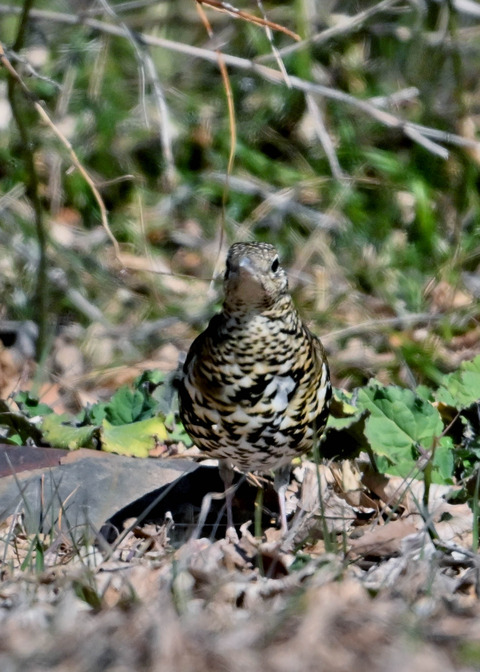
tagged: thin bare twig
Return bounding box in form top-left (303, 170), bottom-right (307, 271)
top-left (369, 86), bottom-right (419, 108)
top-left (406, 121), bottom-right (480, 149)
top-left (257, 0), bottom-right (405, 61)
top-left (49, 64), bottom-right (76, 216)
top-left (404, 126), bottom-right (448, 159)
top-left (5, 1), bottom-right (48, 361)
top-left (96, 0), bottom-right (176, 188)
top-left (196, 0), bottom-right (236, 295)
top-left (197, 0), bottom-right (300, 41)
top-left (0, 5), bottom-right (478, 157)
top-left (256, 0), bottom-right (291, 88)
top-left (37, 104), bottom-right (120, 256)
top-left (306, 93), bottom-right (345, 179)
top-left (83, 0), bottom-right (159, 16)
top-left (323, 313), bottom-right (446, 343)
top-left (207, 172), bottom-right (339, 232)
top-left (0, 42), bottom-right (120, 259)
top-left (6, 48), bottom-right (62, 89)
top-left (0, 223), bottom-right (112, 327)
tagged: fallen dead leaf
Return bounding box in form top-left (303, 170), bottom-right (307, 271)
top-left (349, 519), bottom-right (419, 558)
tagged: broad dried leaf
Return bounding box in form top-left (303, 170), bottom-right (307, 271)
top-left (100, 417), bottom-right (168, 457)
top-left (349, 519), bottom-right (419, 558)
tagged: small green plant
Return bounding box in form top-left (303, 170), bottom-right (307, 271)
top-left (0, 370), bottom-right (191, 456)
top-left (1, 357), bottom-right (478, 510)
top-left (322, 355), bottom-right (480, 489)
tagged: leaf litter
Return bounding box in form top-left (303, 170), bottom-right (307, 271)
top-left (0, 344), bottom-right (479, 670)
top-left (1, 454), bottom-right (480, 671)
top-left (0, 355), bottom-right (479, 669)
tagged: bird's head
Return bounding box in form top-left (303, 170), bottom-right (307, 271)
top-left (223, 242), bottom-right (289, 314)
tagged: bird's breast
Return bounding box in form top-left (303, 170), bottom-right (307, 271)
top-left (179, 310), bottom-right (329, 471)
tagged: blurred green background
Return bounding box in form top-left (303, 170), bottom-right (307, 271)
top-left (0, 0), bottom-right (479, 403)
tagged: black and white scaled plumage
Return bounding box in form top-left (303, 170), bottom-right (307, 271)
top-left (178, 242), bottom-right (331, 533)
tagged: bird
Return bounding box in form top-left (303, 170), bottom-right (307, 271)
top-left (178, 242), bottom-right (331, 534)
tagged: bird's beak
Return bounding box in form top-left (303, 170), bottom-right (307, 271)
top-left (238, 256), bottom-right (255, 276)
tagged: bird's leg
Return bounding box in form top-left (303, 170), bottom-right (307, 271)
top-left (219, 459), bottom-right (235, 531)
top-left (274, 464), bottom-right (292, 535)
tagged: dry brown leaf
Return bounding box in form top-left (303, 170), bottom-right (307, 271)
top-left (360, 468), bottom-right (473, 548)
top-left (330, 460), bottom-right (378, 510)
top-left (431, 500), bottom-right (474, 547)
top-left (148, 444), bottom-right (169, 457)
top-left (428, 279), bottom-right (473, 311)
top-left (37, 382), bottom-right (73, 414)
top-left (334, 337), bottom-right (396, 370)
top-left (349, 519), bottom-right (419, 558)
top-left (361, 469), bottom-right (451, 514)
top-left (0, 346), bottom-right (19, 397)
top-left (118, 251), bottom-right (194, 294)
top-left (297, 462), bottom-right (358, 533)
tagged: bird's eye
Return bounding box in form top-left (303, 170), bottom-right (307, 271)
top-left (271, 257), bottom-right (279, 272)
top-left (225, 259), bottom-right (231, 277)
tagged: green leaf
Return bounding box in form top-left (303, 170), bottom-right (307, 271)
top-left (415, 384), bottom-right (434, 402)
top-left (134, 369), bottom-right (165, 388)
top-left (151, 374), bottom-right (179, 416)
top-left (325, 415), bottom-right (362, 431)
top-left (14, 392), bottom-right (54, 418)
top-left (82, 402), bottom-right (108, 425)
top-left (42, 414), bottom-right (99, 450)
top-left (358, 383), bottom-right (443, 452)
top-left (433, 437), bottom-right (455, 483)
top-left (6, 433), bottom-right (23, 446)
top-left (329, 388), bottom-right (359, 417)
top-left (104, 386), bottom-right (156, 425)
top-left (374, 455), bottom-right (418, 479)
top-left (357, 382), bottom-right (446, 478)
top-left (165, 412), bottom-right (193, 445)
top-left (436, 355), bottom-right (480, 410)
top-left (100, 417), bottom-right (168, 457)
top-left (0, 400), bottom-right (44, 445)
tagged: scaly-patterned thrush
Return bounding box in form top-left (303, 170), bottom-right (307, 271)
top-left (178, 242), bottom-right (331, 533)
